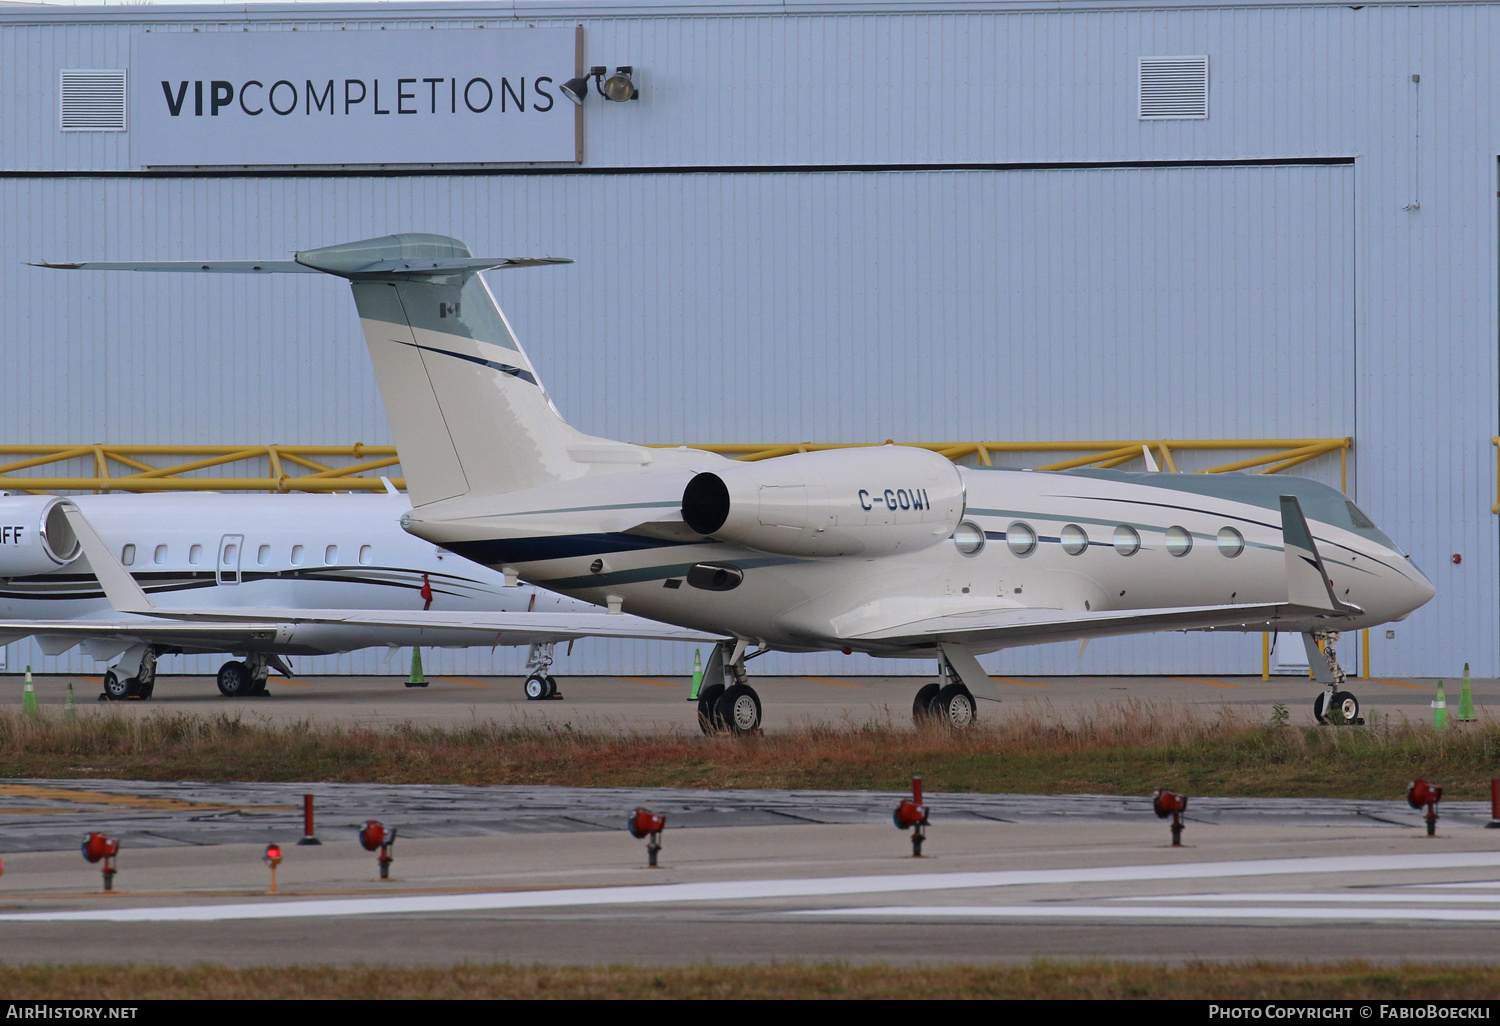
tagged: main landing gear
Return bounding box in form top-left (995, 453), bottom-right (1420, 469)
top-left (216, 654), bottom-right (272, 698)
top-left (1307, 629), bottom-right (1363, 725)
top-left (100, 644), bottom-right (157, 701)
top-left (697, 640), bottom-right (763, 735)
top-left (523, 642), bottom-right (562, 701)
top-left (912, 658), bottom-right (977, 728)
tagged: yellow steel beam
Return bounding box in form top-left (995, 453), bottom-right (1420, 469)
top-left (0, 440), bottom-right (1350, 494)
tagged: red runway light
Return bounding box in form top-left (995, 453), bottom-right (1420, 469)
top-left (1152, 789), bottom-right (1188, 847)
top-left (1408, 779), bottom-right (1444, 836)
top-left (81, 831), bottom-right (119, 864)
top-left (627, 808), bottom-right (666, 867)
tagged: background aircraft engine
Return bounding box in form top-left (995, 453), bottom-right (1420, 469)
top-left (681, 447), bottom-right (965, 557)
top-left (0, 496), bottom-right (82, 575)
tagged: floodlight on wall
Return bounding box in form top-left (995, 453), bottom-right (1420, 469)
top-left (602, 67), bottom-right (639, 101)
top-left (560, 74), bottom-right (592, 106)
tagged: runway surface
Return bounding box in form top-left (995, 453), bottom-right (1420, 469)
top-left (2, 780), bottom-right (1499, 966)
top-left (10, 670), bottom-right (1488, 733)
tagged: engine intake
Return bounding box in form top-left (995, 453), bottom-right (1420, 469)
top-left (0, 496), bottom-right (81, 576)
top-left (681, 447), bottom-right (964, 558)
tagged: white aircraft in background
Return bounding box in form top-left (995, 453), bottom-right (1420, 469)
top-left (0, 488), bottom-right (717, 700)
top-left (40, 235), bottom-right (1435, 731)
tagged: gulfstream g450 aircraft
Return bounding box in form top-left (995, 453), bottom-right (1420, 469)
top-left (43, 234), bottom-right (1435, 731)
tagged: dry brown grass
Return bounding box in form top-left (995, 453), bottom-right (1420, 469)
top-left (2, 960), bottom-right (1499, 999)
top-left (0, 701), bottom-right (1497, 799)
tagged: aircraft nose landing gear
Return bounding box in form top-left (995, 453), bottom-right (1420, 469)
top-left (101, 645), bottom-right (157, 701)
top-left (697, 640), bottom-right (762, 735)
top-left (1307, 630), bottom-right (1363, 725)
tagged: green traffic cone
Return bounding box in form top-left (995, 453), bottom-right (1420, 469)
top-left (21, 665), bottom-right (38, 717)
top-left (1433, 680), bottom-right (1448, 732)
top-left (689, 649), bottom-right (703, 701)
top-left (1459, 663), bottom-right (1475, 722)
top-left (406, 647), bottom-right (428, 687)
top-left (64, 682), bottom-right (76, 722)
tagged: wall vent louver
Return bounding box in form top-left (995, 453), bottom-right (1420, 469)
top-left (60, 70), bottom-right (127, 132)
top-left (1138, 56), bottom-right (1209, 120)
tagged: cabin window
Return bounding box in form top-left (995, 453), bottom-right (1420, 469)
top-left (1006, 522), bottom-right (1036, 556)
top-left (257, 544), bottom-right (270, 566)
top-left (153, 544), bottom-right (167, 565)
top-left (1217, 527), bottom-right (1245, 558)
top-left (952, 522), bottom-right (985, 556)
top-left (1165, 526), bottom-right (1193, 557)
top-left (1060, 524), bottom-right (1089, 555)
top-left (120, 544), bottom-right (135, 566)
top-left (324, 544), bottom-right (339, 565)
top-left (290, 545), bottom-right (305, 566)
top-left (222, 544), bottom-right (237, 565)
top-left (188, 544), bottom-right (202, 565)
top-left (358, 544), bottom-right (373, 565)
top-left (1113, 525), bottom-right (1141, 556)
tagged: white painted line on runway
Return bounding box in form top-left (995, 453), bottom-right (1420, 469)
top-left (1113, 892), bottom-right (1500, 904)
top-left (7, 851), bottom-right (1500, 923)
top-left (788, 905), bottom-right (1500, 923)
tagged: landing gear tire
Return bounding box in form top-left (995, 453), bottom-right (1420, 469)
top-left (216, 660), bottom-right (253, 698)
top-left (912, 682), bottom-right (942, 725)
top-left (137, 679), bottom-right (155, 700)
top-left (714, 683), bottom-right (762, 735)
top-left (1314, 689), bottom-right (1361, 725)
top-left (696, 682), bottom-right (727, 734)
top-left (102, 671), bottom-right (136, 701)
top-left (248, 677), bottom-right (268, 697)
top-left (544, 675), bottom-right (559, 699)
top-left (934, 683), bottom-right (977, 729)
top-left (524, 674), bottom-right (548, 700)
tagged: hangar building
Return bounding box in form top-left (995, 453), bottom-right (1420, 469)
top-left (0, 0), bottom-right (1493, 679)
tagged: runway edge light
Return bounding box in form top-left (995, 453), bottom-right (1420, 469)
top-left (81, 831), bottom-right (120, 891)
top-left (359, 819), bottom-right (397, 880)
top-left (264, 843), bottom-right (283, 893)
top-left (627, 807), bottom-right (666, 867)
top-left (1152, 789), bottom-right (1188, 847)
top-left (1407, 779), bottom-right (1443, 837)
top-left (893, 776), bottom-right (930, 857)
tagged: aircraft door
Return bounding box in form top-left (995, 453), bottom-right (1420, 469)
top-left (217, 534), bottom-right (243, 586)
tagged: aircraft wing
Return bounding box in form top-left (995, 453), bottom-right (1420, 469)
top-left (54, 504), bottom-right (725, 645)
top-left (845, 601), bottom-right (1290, 648)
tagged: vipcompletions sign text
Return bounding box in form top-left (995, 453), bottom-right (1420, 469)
top-left (130, 27), bottom-right (579, 167)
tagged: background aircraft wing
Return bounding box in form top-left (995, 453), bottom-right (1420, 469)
top-left (100, 608), bottom-right (725, 644)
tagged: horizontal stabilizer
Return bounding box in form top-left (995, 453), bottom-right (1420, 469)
top-left (33, 256), bottom-right (571, 279)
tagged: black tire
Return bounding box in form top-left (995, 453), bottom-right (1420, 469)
top-left (934, 683), bottom-right (977, 728)
top-left (714, 683), bottom-right (762, 735)
top-left (216, 660), bottom-right (253, 698)
top-left (249, 676), bottom-right (268, 697)
top-left (1313, 691), bottom-right (1331, 725)
top-left (912, 682), bottom-right (942, 725)
top-left (696, 682), bottom-right (727, 734)
top-left (102, 670), bottom-right (133, 701)
top-left (1332, 690), bottom-right (1359, 725)
top-left (137, 679), bottom-right (155, 700)
top-left (544, 675), bottom-right (559, 699)
top-left (524, 674), bottom-right (547, 700)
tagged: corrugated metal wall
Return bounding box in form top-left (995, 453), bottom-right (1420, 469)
top-left (0, 0), bottom-right (1493, 679)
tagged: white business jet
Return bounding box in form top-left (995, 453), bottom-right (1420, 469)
top-left (39, 235), bottom-right (1435, 730)
top-left (0, 488), bottom-right (718, 700)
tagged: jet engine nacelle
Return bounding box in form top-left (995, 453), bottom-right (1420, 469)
top-left (681, 447), bottom-right (965, 557)
top-left (0, 496), bottom-right (81, 576)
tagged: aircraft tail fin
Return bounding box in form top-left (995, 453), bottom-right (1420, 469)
top-left (40, 233), bottom-right (644, 507)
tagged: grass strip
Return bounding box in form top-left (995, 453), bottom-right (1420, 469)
top-left (1, 702), bottom-right (1498, 799)
top-left (2, 960), bottom-right (1500, 999)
